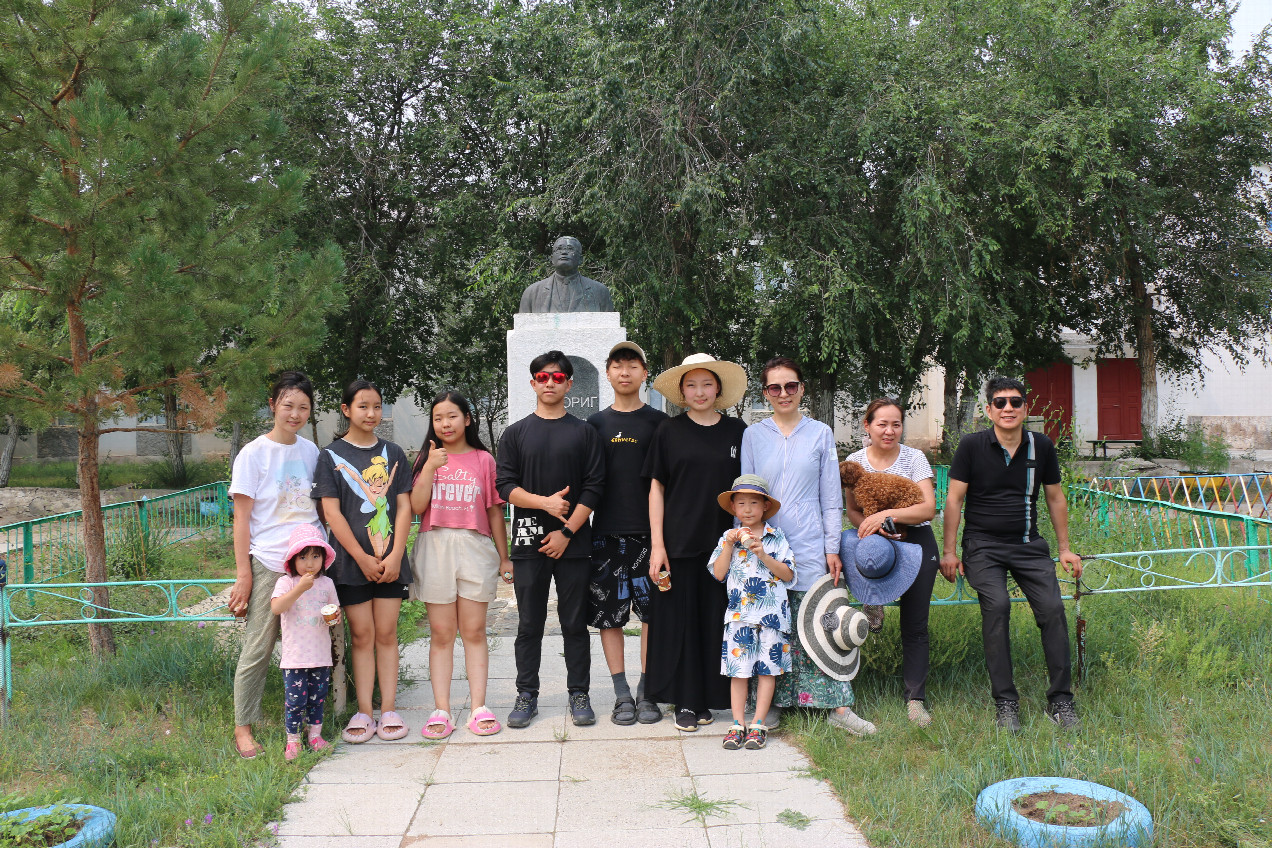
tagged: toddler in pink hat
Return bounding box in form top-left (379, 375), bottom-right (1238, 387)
top-left (270, 524), bottom-right (340, 760)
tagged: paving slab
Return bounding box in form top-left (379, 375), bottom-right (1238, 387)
top-left (271, 628), bottom-right (870, 846)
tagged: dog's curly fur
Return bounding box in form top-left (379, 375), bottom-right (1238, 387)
top-left (839, 460), bottom-right (924, 517)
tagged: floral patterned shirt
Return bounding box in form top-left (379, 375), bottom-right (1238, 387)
top-left (708, 523), bottom-right (795, 633)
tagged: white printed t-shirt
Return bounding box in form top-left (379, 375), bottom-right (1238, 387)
top-left (271, 574), bottom-right (338, 669)
top-left (229, 434), bottom-right (322, 572)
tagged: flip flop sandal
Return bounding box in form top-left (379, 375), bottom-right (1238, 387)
top-left (611, 696), bottom-right (638, 726)
top-left (421, 709), bottom-right (455, 740)
top-left (377, 710), bottom-right (410, 741)
top-left (341, 712), bottom-right (378, 744)
top-left (467, 706), bottom-right (502, 736)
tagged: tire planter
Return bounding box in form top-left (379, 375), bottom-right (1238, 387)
top-left (975, 777), bottom-right (1152, 848)
top-left (0, 804), bottom-right (116, 848)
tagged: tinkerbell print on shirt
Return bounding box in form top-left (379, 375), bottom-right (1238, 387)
top-left (328, 446), bottom-right (399, 558)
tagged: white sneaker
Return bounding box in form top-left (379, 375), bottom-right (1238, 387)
top-left (907, 699), bottom-right (932, 727)
top-left (828, 707), bottom-right (876, 736)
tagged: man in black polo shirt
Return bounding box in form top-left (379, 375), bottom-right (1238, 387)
top-left (941, 376), bottom-right (1083, 731)
top-left (496, 350), bottom-right (606, 729)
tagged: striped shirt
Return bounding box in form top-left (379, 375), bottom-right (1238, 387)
top-left (844, 445), bottom-right (934, 527)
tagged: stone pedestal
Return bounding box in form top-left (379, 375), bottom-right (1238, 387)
top-left (507, 312), bottom-right (628, 423)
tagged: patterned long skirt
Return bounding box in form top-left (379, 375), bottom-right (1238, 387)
top-left (771, 589), bottom-right (855, 709)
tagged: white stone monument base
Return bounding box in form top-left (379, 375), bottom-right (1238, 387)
top-left (507, 312), bottom-right (629, 424)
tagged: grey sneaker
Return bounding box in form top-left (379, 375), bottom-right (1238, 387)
top-left (1047, 699), bottom-right (1081, 730)
top-left (995, 699), bottom-right (1021, 732)
top-left (507, 692), bottom-right (538, 728)
top-left (906, 699), bottom-right (932, 727)
top-left (864, 604), bottom-right (885, 633)
top-left (828, 707), bottom-right (877, 736)
top-left (569, 691), bottom-right (596, 726)
top-left (761, 706), bottom-right (782, 730)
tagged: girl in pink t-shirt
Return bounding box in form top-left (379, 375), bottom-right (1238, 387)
top-left (271, 524), bottom-right (340, 760)
top-left (409, 391), bottom-right (512, 738)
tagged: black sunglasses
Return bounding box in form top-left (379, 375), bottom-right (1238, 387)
top-left (991, 396), bottom-right (1025, 409)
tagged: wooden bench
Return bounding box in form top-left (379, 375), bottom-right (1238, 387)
top-left (1088, 439), bottom-right (1142, 458)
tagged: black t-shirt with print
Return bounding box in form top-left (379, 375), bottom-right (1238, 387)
top-left (311, 438), bottom-right (413, 586)
top-left (642, 413), bottom-right (746, 558)
top-left (587, 404), bottom-right (669, 535)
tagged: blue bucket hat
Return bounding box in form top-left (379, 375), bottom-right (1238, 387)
top-left (840, 531), bottom-right (922, 605)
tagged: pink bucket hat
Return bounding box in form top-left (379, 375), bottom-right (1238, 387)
top-left (284, 524), bottom-right (336, 571)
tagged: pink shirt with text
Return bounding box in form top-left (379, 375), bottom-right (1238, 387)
top-left (417, 449), bottom-right (504, 537)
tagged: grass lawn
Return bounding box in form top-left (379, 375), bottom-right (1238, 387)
top-left (6, 458), bottom-right (228, 490)
top-left (789, 498), bottom-right (1272, 847)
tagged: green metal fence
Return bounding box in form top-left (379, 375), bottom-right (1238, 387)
top-left (0, 482), bottom-right (231, 585)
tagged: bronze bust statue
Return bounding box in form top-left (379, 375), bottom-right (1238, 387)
top-left (518, 236), bottom-right (615, 313)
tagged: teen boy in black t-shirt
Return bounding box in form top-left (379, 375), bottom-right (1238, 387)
top-left (586, 342), bottom-right (668, 725)
top-left (496, 350), bottom-right (605, 729)
top-left (942, 376), bottom-right (1084, 732)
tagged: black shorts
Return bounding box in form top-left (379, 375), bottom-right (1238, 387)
top-left (588, 534), bottom-right (653, 628)
top-left (335, 581), bottom-right (410, 607)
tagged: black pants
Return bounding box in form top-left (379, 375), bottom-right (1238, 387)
top-left (513, 554), bottom-right (591, 698)
top-left (961, 535), bottom-right (1073, 704)
top-left (897, 524), bottom-right (941, 702)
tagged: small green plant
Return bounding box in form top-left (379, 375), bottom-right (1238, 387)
top-left (1133, 418), bottom-right (1230, 472)
top-left (0, 803), bottom-right (85, 847)
top-left (776, 808), bottom-right (813, 830)
top-left (106, 509), bottom-right (167, 581)
top-left (657, 790), bottom-right (744, 825)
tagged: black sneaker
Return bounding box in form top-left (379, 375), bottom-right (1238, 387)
top-left (994, 699), bottom-right (1021, 732)
top-left (696, 710), bottom-right (715, 726)
top-left (674, 708), bottom-right (698, 732)
top-left (1047, 699), bottom-right (1082, 730)
top-left (569, 691), bottom-right (596, 726)
top-left (507, 692), bottom-right (538, 728)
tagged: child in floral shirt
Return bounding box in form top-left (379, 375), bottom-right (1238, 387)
top-left (708, 475), bottom-right (795, 750)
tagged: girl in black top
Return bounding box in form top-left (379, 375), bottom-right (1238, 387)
top-left (644, 355), bottom-right (748, 731)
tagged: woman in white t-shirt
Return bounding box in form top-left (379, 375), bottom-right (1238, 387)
top-left (409, 391), bottom-right (512, 738)
top-left (228, 371), bottom-right (323, 758)
top-left (843, 398), bottom-right (939, 727)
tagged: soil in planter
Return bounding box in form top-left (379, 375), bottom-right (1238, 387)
top-left (1012, 791), bottom-right (1125, 828)
top-left (1, 809), bottom-right (86, 847)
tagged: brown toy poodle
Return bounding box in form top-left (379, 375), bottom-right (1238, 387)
top-left (839, 461), bottom-right (924, 517)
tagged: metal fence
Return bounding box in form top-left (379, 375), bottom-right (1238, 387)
top-left (1087, 472), bottom-right (1272, 518)
top-left (0, 482), bottom-right (231, 585)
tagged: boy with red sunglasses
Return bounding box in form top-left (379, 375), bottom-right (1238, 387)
top-left (495, 350), bottom-right (606, 728)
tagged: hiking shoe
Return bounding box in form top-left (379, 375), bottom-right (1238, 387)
top-left (828, 707), bottom-right (877, 736)
top-left (611, 695), bottom-right (637, 726)
top-left (907, 699), bottom-right (932, 728)
top-left (722, 723), bottom-right (745, 750)
top-left (761, 706), bottom-right (781, 730)
top-left (636, 698), bottom-right (663, 724)
top-left (744, 723), bottom-right (767, 749)
top-left (995, 699), bottom-right (1021, 732)
top-left (674, 709), bottom-right (698, 732)
top-left (507, 692), bottom-right (538, 728)
top-left (696, 710), bottom-right (715, 726)
top-left (570, 691), bottom-right (596, 726)
top-left (864, 604), bottom-right (885, 633)
top-left (1047, 699), bottom-right (1082, 730)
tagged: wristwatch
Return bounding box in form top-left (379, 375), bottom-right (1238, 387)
top-left (560, 526), bottom-right (575, 539)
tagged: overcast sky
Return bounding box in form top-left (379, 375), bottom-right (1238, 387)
top-left (1232, 0), bottom-right (1271, 54)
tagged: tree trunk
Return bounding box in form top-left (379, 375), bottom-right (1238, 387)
top-left (941, 367), bottom-right (980, 457)
top-left (163, 381), bottom-right (186, 485)
top-left (229, 421), bottom-right (243, 467)
top-left (0, 414), bottom-right (17, 487)
top-left (807, 373), bottom-right (836, 430)
top-left (79, 413), bottom-right (116, 656)
top-left (1129, 261), bottom-right (1159, 445)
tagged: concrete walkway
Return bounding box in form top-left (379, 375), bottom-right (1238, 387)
top-left (272, 624), bottom-right (871, 848)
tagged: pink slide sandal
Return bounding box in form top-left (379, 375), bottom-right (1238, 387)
top-left (421, 709), bottom-right (455, 739)
top-left (377, 710), bottom-right (409, 741)
top-left (341, 712), bottom-right (377, 744)
top-left (467, 706), bottom-right (502, 736)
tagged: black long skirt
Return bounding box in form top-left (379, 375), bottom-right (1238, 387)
top-left (644, 554), bottom-right (731, 712)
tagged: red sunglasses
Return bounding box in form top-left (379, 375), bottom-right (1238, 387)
top-left (533, 371), bottom-right (569, 385)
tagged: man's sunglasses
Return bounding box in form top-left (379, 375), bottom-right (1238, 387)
top-left (991, 396), bottom-right (1025, 409)
top-left (533, 371), bottom-right (569, 385)
top-left (763, 381), bottom-right (802, 397)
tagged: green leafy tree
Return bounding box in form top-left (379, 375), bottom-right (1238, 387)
top-left (0, 0), bottom-right (343, 653)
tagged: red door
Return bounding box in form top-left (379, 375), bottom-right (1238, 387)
top-left (1024, 362), bottom-right (1074, 443)
top-left (1096, 358), bottom-right (1143, 440)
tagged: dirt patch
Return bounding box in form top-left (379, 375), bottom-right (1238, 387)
top-left (0, 486), bottom-right (174, 528)
top-left (1013, 790), bottom-right (1124, 827)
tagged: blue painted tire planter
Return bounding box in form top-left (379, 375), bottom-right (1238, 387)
top-left (0, 804), bottom-right (116, 848)
top-left (975, 777), bottom-right (1152, 848)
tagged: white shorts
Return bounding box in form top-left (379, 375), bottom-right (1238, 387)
top-left (409, 527), bottom-right (500, 604)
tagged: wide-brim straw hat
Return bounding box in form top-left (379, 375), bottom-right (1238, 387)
top-left (652, 353), bottom-right (747, 409)
top-left (840, 531), bottom-right (922, 605)
top-left (284, 523), bottom-right (336, 570)
top-left (716, 474), bottom-right (782, 521)
top-left (796, 573), bottom-right (869, 681)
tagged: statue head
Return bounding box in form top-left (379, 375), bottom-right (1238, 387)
top-left (550, 236), bottom-right (583, 275)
